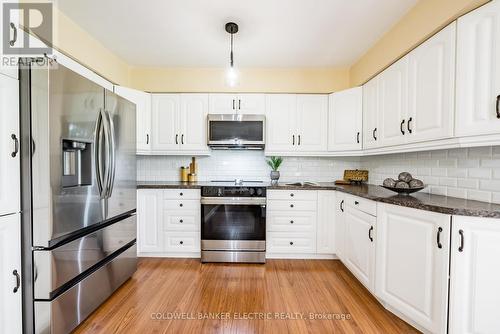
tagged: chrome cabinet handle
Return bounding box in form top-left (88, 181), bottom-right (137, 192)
top-left (298, 135), bottom-right (301, 145)
top-left (11, 134), bottom-right (19, 157)
top-left (181, 134), bottom-right (184, 145)
top-left (356, 132), bottom-right (360, 144)
top-left (232, 99), bottom-right (235, 110)
top-left (340, 200), bottom-right (344, 212)
top-left (458, 229), bottom-right (464, 252)
top-left (400, 120), bottom-right (406, 135)
top-left (9, 22), bottom-right (17, 46)
top-left (292, 135), bottom-right (295, 145)
top-left (238, 99), bottom-right (241, 110)
top-left (175, 134), bottom-right (178, 144)
top-left (496, 95), bottom-right (500, 119)
top-left (373, 128), bottom-right (377, 141)
top-left (13, 270), bottom-right (20, 293)
top-left (407, 117), bottom-right (413, 134)
top-left (437, 227), bottom-right (443, 249)
top-left (146, 134), bottom-right (149, 145)
top-left (368, 226), bottom-right (374, 242)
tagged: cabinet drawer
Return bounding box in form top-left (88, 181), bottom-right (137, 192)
top-left (267, 232), bottom-right (316, 253)
top-left (163, 199), bottom-right (200, 211)
top-left (267, 212), bottom-right (316, 232)
top-left (345, 195), bottom-right (376, 216)
top-left (164, 232), bottom-right (200, 252)
top-left (267, 200), bottom-right (317, 212)
top-left (163, 210), bottom-right (200, 231)
top-left (267, 190), bottom-right (317, 201)
top-left (164, 189), bottom-right (200, 200)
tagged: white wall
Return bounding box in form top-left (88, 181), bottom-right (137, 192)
top-left (360, 146), bottom-right (500, 204)
top-left (137, 151), bottom-right (361, 183)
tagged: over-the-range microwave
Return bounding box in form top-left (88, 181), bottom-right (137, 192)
top-left (207, 114), bottom-right (265, 149)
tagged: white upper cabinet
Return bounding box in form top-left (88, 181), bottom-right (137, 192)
top-left (328, 87), bottom-right (363, 152)
top-left (0, 214), bottom-right (22, 334)
top-left (449, 215), bottom-right (500, 334)
top-left (376, 204), bottom-right (450, 334)
top-left (209, 93), bottom-right (265, 114)
top-left (378, 57), bottom-right (409, 148)
top-left (296, 95), bottom-right (328, 152)
top-left (266, 94), bottom-right (327, 154)
top-left (407, 22), bottom-right (456, 143)
top-left (151, 94), bottom-right (180, 151)
top-left (363, 77), bottom-right (379, 149)
top-left (0, 74), bottom-right (20, 217)
top-left (455, 0), bottom-right (500, 137)
top-left (114, 86), bottom-right (152, 154)
top-left (179, 94), bottom-right (209, 152)
top-left (316, 191), bottom-right (336, 254)
top-left (151, 94), bottom-right (209, 154)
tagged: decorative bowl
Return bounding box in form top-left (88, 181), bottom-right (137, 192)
top-left (382, 185), bottom-right (425, 195)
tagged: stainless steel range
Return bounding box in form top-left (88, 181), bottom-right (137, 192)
top-left (201, 181), bottom-right (267, 263)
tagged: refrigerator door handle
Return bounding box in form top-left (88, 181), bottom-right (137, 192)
top-left (105, 110), bottom-right (116, 198)
top-left (94, 109), bottom-right (106, 198)
top-left (101, 109), bottom-right (112, 199)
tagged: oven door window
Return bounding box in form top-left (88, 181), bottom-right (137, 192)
top-left (202, 204), bottom-right (266, 240)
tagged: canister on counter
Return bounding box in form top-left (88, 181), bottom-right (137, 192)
top-left (188, 173), bottom-right (197, 182)
top-left (180, 166), bottom-right (189, 182)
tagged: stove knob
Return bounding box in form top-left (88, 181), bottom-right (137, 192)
top-left (249, 188), bottom-right (255, 196)
top-left (217, 188), bottom-right (223, 197)
top-left (256, 188), bottom-right (263, 196)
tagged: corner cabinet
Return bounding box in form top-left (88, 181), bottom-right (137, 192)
top-left (265, 94), bottom-right (328, 155)
top-left (151, 94), bottom-right (209, 155)
top-left (0, 213), bottom-right (22, 334)
top-left (114, 86), bottom-right (152, 154)
top-left (328, 87), bottom-right (363, 152)
top-left (0, 73), bottom-right (20, 217)
top-left (376, 203), bottom-right (450, 334)
top-left (455, 0), bottom-right (500, 137)
top-left (449, 215), bottom-right (500, 334)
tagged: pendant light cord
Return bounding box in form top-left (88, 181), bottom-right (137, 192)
top-left (230, 33), bottom-right (234, 67)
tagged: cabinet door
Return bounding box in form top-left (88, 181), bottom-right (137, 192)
top-left (179, 94), bottom-right (209, 152)
top-left (296, 95), bottom-right (328, 152)
top-left (449, 216), bottom-right (500, 334)
top-left (363, 78), bottom-right (379, 149)
top-left (335, 194), bottom-right (346, 262)
top-left (114, 86), bottom-right (151, 153)
top-left (265, 94), bottom-right (296, 152)
top-left (328, 87), bottom-right (362, 151)
top-left (151, 94), bottom-right (180, 151)
top-left (344, 206), bottom-right (375, 292)
top-left (455, 0), bottom-right (500, 137)
top-left (208, 93), bottom-right (238, 114)
top-left (317, 191), bottom-right (335, 254)
top-left (0, 74), bottom-right (20, 216)
top-left (137, 190), bottom-right (162, 253)
top-left (376, 204), bottom-right (450, 334)
top-left (407, 22), bottom-right (456, 143)
top-left (237, 94), bottom-right (266, 114)
top-left (378, 57), bottom-right (408, 147)
top-left (0, 0), bottom-right (19, 79)
top-left (0, 214), bottom-right (22, 334)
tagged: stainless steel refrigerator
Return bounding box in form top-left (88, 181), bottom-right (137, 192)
top-left (19, 58), bottom-right (137, 334)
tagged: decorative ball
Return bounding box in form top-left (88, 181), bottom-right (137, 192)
top-left (395, 181), bottom-right (410, 189)
top-left (383, 178), bottom-right (397, 188)
top-left (409, 179), bottom-right (424, 189)
top-left (398, 172), bottom-right (413, 183)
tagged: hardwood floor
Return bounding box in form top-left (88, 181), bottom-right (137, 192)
top-left (74, 258), bottom-right (419, 334)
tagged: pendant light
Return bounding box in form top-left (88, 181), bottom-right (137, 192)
top-left (225, 22), bottom-right (239, 87)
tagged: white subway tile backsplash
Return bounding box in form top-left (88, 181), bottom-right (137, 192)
top-left (457, 178), bottom-right (479, 189)
top-left (468, 168), bottom-right (492, 179)
top-left (467, 190), bottom-right (491, 203)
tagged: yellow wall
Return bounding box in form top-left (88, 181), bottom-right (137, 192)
top-left (129, 67), bottom-right (350, 93)
top-left (350, 0), bottom-right (490, 86)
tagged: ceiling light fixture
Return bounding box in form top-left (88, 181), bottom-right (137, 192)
top-left (225, 22), bottom-right (239, 87)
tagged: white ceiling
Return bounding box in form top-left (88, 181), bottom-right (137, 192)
top-left (56, 0), bottom-right (418, 68)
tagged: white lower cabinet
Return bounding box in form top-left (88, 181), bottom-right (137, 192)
top-left (0, 213), bottom-right (22, 334)
top-left (334, 193), bottom-right (346, 262)
top-left (317, 191), bottom-right (336, 254)
top-left (376, 203), bottom-right (450, 334)
top-left (343, 203), bottom-right (376, 292)
top-left (449, 215), bottom-right (500, 334)
top-left (137, 189), bottom-right (162, 253)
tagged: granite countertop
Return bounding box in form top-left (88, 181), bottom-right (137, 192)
top-left (136, 181), bottom-right (500, 218)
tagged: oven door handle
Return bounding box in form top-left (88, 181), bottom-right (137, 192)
top-left (201, 197), bottom-right (267, 206)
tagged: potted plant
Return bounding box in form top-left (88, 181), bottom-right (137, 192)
top-left (266, 156), bottom-right (283, 184)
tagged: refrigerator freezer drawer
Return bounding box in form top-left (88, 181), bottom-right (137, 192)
top-left (34, 243), bottom-right (137, 334)
top-left (34, 214), bottom-right (137, 300)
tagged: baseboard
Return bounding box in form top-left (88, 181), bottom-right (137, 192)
top-left (266, 253), bottom-right (337, 260)
top-left (138, 251), bottom-right (201, 258)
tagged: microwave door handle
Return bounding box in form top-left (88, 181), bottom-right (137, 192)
top-left (93, 110), bottom-right (105, 199)
top-left (105, 110), bottom-right (116, 198)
